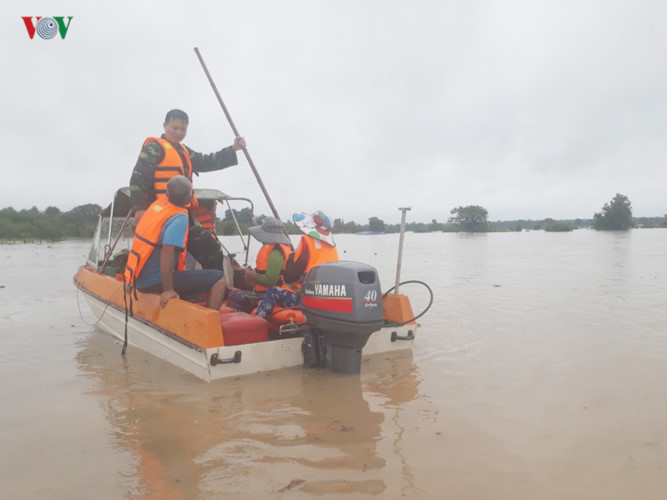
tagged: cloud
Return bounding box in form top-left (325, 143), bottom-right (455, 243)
top-left (3, 0), bottom-right (666, 222)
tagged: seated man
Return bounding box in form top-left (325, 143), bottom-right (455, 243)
top-left (254, 211), bottom-right (338, 319)
top-left (124, 176), bottom-right (228, 310)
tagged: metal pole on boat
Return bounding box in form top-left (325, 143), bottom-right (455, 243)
top-left (107, 195), bottom-right (116, 248)
top-left (224, 199), bottom-right (251, 266)
top-left (194, 48), bottom-right (285, 227)
top-left (100, 211), bottom-right (132, 275)
top-left (394, 207), bottom-right (411, 294)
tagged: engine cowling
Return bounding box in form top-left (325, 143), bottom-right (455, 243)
top-left (301, 261), bottom-right (385, 373)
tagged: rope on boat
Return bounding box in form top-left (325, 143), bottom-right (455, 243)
top-left (75, 284), bottom-right (119, 327)
top-left (382, 280), bottom-right (434, 326)
top-left (74, 277), bottom-right (131, 357)
top-left (121, 283), bottom-right (130, 356)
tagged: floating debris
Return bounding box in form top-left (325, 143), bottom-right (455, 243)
top-left (278, 479), bottom-right (305, 493)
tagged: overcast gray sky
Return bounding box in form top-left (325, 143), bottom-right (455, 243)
top-left (3, 0), bottom-right (666, 223)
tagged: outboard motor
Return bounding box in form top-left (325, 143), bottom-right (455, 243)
top-left (301, 261), bottom-right (385, 373)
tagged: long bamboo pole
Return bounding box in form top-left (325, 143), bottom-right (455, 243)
top-left (194, 47), bottom-right (282, 222)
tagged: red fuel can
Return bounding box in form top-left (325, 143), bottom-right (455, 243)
top-left (219, 311), bottom-right (269, 346)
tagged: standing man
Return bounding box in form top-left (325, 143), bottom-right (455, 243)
top-left (125, 176), bottom-right (228, 310)
top-left (130, 108), bottom-right (246, 270)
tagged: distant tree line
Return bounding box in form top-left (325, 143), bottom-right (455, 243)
top-left (214, 195), bottom-right (664, 235)
top-left (0, 204), bottom-right (101, 241)
top-left (1, 193), bottom-right (664, 242)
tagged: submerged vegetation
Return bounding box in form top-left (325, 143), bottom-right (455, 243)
top-left (1, 193), bottom-right (665, 242)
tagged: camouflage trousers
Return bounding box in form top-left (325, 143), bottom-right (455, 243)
top-left (187, 225), bottom-right (223, 270)
top-left (255, 287), bottom-right (300, 319)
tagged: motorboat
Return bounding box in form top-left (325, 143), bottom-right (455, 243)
top-left (73, 188), bottom-right (424, 382)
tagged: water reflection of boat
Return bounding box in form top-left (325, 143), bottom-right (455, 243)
top-left (75, 333), bottom-right (424, 497)
top-left (73, 188), bottom-right (421, 381)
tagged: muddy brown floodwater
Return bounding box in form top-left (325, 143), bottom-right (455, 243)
top-left (1, 229), bottom-right (666, 499)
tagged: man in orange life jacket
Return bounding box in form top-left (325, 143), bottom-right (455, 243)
top-left (129, 109), bottom-right (246, 270)
top-left (254, 211), bottom-right (339, 319)
top-left (124, 176), bottom-right (228, 310)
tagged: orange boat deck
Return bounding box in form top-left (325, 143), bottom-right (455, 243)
top-left (75, 265), bottom-right (415, 351)
top-left (76, 265), bottom-right (230, 349)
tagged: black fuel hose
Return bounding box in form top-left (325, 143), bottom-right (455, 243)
top-left (382, 280), bottom-right (434, 326)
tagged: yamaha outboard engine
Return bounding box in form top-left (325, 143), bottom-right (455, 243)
top-left (301, 261), bottom-right (385, 373)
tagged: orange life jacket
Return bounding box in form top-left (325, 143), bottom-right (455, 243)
top-left (144, 137), bottom-right (199, 208)
top-left (298, 235), bottom-right (339, 272)
top-left (124, 198), bottom-right (189, 285)
top-left (286, 235), bottom-right (339, 291)
top-left (254, 243), bottom-right (291, 292)
top-left (190, 204), bottom-right (216, 236)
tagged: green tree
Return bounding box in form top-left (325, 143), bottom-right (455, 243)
top-left (65, 204), bottom-right (101, 221)
top-left (224, 207), bottom-right (252, 224)
top-left (368, 216), bottom-right (386, 232)
top-left (429, 219), bottom-right (444, 232)
top-left (44, 206), bottom-right (61, 216)
top-left (542, 218), bottom-right (573, 232)
top-left (449, 205), bottom-right (489, 232)
top-left (62, 204), bottom-right (101, 237)
top-left (333, 219), bottom-right (360, 234)
top-left (333, 218), bottom-right (345, 233)
top-left (344, 220), bottom-right (360, 233)
top-left (592, 193), bottom-right (633, 230)
top-left (280, 220), bottom-right (299, 235)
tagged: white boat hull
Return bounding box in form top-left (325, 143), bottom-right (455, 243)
top-left (82, 290), bottom-right (415, 382)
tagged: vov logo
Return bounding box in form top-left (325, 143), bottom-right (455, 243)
top-left (22, 17), bottom-right (73, 40)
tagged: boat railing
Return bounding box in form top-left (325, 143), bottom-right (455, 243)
top-left (86, 187), bottom-right (256, 274)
